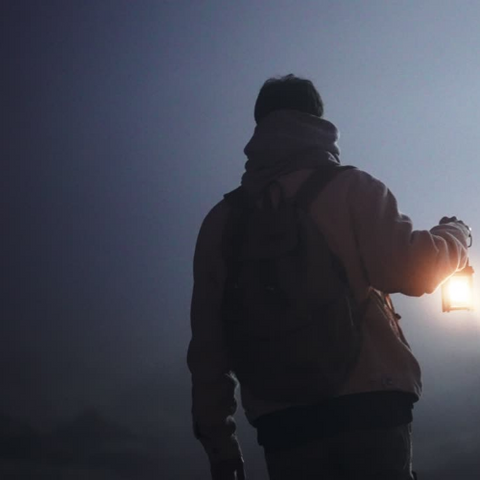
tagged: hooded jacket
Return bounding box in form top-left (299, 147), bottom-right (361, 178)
top-left (188, 110), bottom-right (470, 462)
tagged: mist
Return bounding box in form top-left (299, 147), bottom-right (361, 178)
top-left (2, 1), bottom-right (480, 478)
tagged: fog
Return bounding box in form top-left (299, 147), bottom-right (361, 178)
top-left (2, 1), bottom-right (480, 478)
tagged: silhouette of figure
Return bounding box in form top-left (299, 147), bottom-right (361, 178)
top-left (188, 75), bottom-right (471, 480)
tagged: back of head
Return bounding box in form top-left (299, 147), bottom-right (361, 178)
top-left (254, 74), bottom-right (324, 125)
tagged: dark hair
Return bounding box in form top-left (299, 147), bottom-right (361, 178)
top-left (254, 74), bottom-right (324, 124)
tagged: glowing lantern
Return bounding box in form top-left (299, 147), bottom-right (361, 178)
top-left (442, 263), bottom-right (475, 312)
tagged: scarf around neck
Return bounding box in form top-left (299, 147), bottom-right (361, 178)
top-left (241, 109), bottom-right (341, 197)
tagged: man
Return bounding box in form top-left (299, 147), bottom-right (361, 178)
top-left (188, 74), bottom-right (471, 479)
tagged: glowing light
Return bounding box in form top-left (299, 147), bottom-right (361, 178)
top-left (442, 264), bottom-right (475, 312)
top-left (447, 277), bottom-right (471, 306)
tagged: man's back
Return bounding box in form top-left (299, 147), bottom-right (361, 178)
top-left (188, 75), bottom-right (471, 480)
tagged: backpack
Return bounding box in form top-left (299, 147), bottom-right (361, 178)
top-left (221, 164), bottom-right (363, 403)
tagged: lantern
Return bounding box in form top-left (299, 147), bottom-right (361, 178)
top-left (441, 262), bottom-right (475, 312)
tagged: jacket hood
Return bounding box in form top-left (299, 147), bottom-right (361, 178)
top-left (241, 109), bottom-right (341, 196)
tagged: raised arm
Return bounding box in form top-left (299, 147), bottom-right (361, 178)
top-left (348, 171), bottom-right (470, 296)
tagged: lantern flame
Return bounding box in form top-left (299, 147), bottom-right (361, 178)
top-left (441, 264), bottom-right (475, 312)
top-left (446, 277), bottom-right (472, 308)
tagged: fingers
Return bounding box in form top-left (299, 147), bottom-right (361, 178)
top-left (438, 216), bottom-right (473, 246)
top-left (439, 216), bottom-right (470, 229)
top-left (439, 216), bottom-right (458, 225)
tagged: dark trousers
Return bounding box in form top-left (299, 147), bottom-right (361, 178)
top-left (264, 424), bottom-right (414, 480)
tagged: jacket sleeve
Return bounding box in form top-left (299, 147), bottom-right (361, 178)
top-left (348, 171), bottom-right (470, 296)
top-left (187, 201), bottom-right (243, 463)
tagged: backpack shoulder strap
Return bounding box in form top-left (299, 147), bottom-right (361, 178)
top-left (295, 164), bottom-right (356, 211)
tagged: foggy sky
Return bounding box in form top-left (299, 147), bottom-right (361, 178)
top-left (2, 1), bottom-right (480, 478)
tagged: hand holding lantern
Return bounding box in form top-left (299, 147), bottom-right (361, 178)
top-left (440, 217), bottom-right (474, 312)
